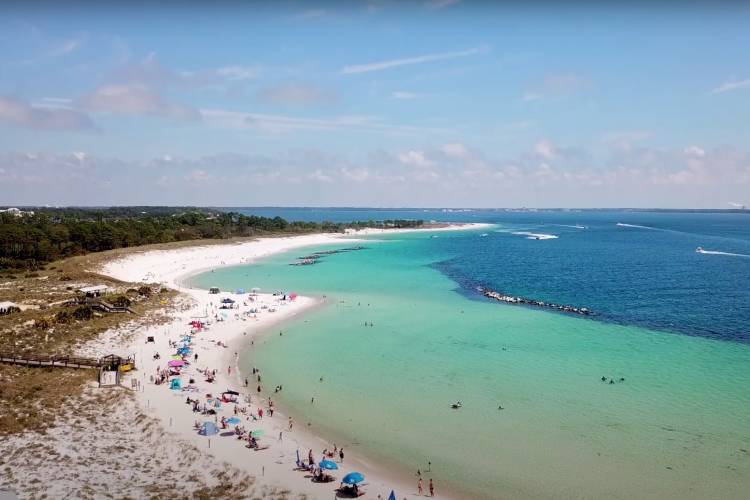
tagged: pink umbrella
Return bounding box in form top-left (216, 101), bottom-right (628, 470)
top-left (168, 360), bottom-right (185, 367)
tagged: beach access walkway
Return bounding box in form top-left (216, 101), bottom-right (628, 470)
top-left (0, 351), bottom-right (103, 369)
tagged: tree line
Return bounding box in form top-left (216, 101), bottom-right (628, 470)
top-left (0, 207), bottom-right (422, 271)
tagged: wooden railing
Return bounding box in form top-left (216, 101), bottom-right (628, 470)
top-left (0, 351), bottom-right (102, 369)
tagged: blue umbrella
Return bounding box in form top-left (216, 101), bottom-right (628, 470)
top-left (200, 421), bottom-right (219, 436)
top-left (341, 472), bottom-right (365, 484)
top-left (319, 460), bottom-right (339, 470)
top-left (388, 491), bottom-right (396, 500)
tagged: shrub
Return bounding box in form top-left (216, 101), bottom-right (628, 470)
top-left (137, 286), bottom-right (152, 297)
top-left (72, 305), bottom-right (93, 321)
top-left (55, 311), bottom-right (72, 324)
top-left (34, 318), bottom-right (51, 330)
top-left (111, 295), bottom-right (132, 307)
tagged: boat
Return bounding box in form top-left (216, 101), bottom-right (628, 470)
top-left (696, 247), bottom-right (705, 253)
top-left (479, 233), bottom-right (488, 237)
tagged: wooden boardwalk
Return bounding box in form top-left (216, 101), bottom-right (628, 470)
top-left (0, 351), bottom-right (101, 369)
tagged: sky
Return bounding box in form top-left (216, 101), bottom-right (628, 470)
top-left (1, 0), bottom-right (749, 208)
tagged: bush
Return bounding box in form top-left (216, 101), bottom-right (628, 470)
top-left (34, 318), bottom-right (51, 330)
top-left (111, 295), bottom-right (131, 307)
top-left (72, 305), bottom-right (93, 321)
top-left (55, 311), bottom-right (72, 324)
top-left (137, 285), bottom-right (152, 297)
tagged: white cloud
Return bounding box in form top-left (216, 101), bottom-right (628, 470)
top-left (48, 34), bottom-right (87, 57)
top-left (684, 146), bottom-right (706, 157)
top-left (308, 168), bottom-right (333, 182)
top-left (2, 145), bottom-right (749, 207)
top-left (439, 143), bottom-right (469, 158)
top-left (391, 91), bottom-right (426, 100)
top-left (79, 84), bottom-right (200, 121)
top-left (535, 140), bottom-right (556, 160)
top-left (0, 96), bottom-right (94, 131)
top-left (215, 65), bottom-right (261, 82)
top-left (201, 108), bottom-right (451, 136)
top-left (424, 0), bottom-right (462, 8)
top-left (398, 150), bottom-right (434, 167)
top-left (257, 84), bottom-right (335, 106)
top-left (711, 78), bottom-right (750, 94)
top-left (341, 46), bottom-right (488, 75)
top-left (523, 72), bottom-right (589, 102)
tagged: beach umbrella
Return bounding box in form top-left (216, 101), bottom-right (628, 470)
top-left (226, 417), bottom-right (241, 425)
top-left (388, 491), bottom-right (396, 500)
top-left (236, 288), bottom-right (246, 294)
top-left (251, 287), bottom-right (261, 292)
top-left (341, 472), bottom-right (365, 485)
top-left (221, 298), bottom-right (235, 304)
top-left (171, 355), bottom-right (182, 360)
top-left (319, 460), bottom-right (338, 470)
top-left (200, 421), bottom-right (219, 436)
top-left (168, 360), bottom-right (185, 367)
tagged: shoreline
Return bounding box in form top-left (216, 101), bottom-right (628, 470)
top-left (99, 224), bottom-right (489, 499)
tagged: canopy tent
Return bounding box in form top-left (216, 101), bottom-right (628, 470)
top-left (200, 421), bottom-right (219, 436)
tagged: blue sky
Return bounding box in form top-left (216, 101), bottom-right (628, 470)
top-left (1, 1), bottom-right (749, 208)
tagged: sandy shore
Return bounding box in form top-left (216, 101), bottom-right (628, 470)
top-left (96, 225), bottom-right (489, 499)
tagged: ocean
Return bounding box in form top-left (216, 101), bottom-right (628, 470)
top-left (191, 209), bottom-right (750, 499)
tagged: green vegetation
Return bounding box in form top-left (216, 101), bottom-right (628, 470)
top-left (0, 207), bottom-right (424, 271)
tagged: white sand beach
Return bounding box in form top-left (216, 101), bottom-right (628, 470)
top-left (92, 225), bottom-right (488, 499)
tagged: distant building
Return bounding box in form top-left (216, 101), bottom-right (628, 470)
top-left (0, 207), bottom-right (34, 217)
top-left (78, 285), bottom-right (109, 297)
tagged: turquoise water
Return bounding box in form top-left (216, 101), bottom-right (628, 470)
top-left (192, 230), bottom-right (750, 499)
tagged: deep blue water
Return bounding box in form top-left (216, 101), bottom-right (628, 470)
top-left (230, 208), bottom-right (750, 343)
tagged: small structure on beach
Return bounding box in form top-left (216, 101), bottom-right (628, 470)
top-left (78, 285), bottom-right (109, 298)
top-left (0, 301), bottom-right (20, 315)
top-left (209, 287), bottom-right (220, 294)
top-left (98, 354), bottom-right (134, 387)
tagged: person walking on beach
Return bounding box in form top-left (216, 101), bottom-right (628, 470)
top-left (288, 416), bottom-right (293, 431)
top-left (339, 448), bottom-right (344, 463)
top-left (429, 478), bottom-right (434, 497)
top-left (418, 478), bottom-right (423, 495)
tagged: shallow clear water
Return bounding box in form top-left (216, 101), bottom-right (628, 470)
top-left (192, 215), bottom-right (750, 498)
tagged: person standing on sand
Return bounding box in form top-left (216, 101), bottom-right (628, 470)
top-left (288, 416), bottom-right (293, 430)
top-left (429, 478), bottom-right (434, 497)
top-left (418, 478), bottom-right (423, 495)
top-left (339, 448), bottom-right (344, 463)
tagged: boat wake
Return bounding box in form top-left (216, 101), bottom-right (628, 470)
top-left (554, 224), bottom-right (588, 229)
top-left (511, 231), bottom-right (559, 240)
top-left (616, 222), bottom-right (657, 230)
top-left (696, 248), bottom-right (750, 258)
